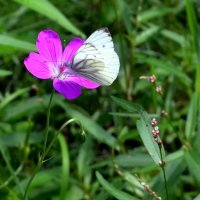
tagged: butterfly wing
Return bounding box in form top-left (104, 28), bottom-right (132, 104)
top-left (71, 28), bottom-right (120, 86)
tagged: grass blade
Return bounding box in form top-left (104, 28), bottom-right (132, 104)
top-left (185, 94), bottom-right (197, 139)
top-left (14, 0), bottom-right (84, 37)
top-left (96, 171), bottom-right (138, 200)
top-left (0, 69), bottom-right (12, 77)
top-left (111, 96), bottom-right (143, 113)
top-left (56, 99), bottom-right (118, 148)
top-left (135, 25), bottom-right (159, 46)
top-left (0, 35), bottom-right (36, 52)
top-left (58, 134), bottom-right (70, 200)
top-left (185, 148), bottom-right (200, 186)
top-left (0, 88), bottom-right (30, 111)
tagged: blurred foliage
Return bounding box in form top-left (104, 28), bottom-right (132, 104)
top-left (1, 0), bottom-right (200, 199)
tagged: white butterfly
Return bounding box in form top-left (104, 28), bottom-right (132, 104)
top-left (70, 28), bottom-right (120, 86)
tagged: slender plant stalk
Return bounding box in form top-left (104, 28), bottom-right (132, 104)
top-left (23, 90), bottom-right (54, 200)
top-left (23, 91), bottom-right (83, 200)
top-left (0, 147), bottom-right (24, 197)
top-left (158, 144), bottom-right (168, 200)
top-left (42, 90), bottom-right (55, 155)
top-left (44, 119), bottom-right (82, 158)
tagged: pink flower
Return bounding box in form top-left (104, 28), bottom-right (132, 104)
top-left (24, 30), bottom-right (99, 99)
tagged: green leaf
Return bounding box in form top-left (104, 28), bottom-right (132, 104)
top-left (136, 54), bottom-right (192, 87)
top-left (110, 112), bottom-right (158, 118)
top-left (111, 96), bottom-right (143, 113)
top-left (185, 94), bottom-right (197, 139)
top-left (58, 134), bottom-right (70, 200)
top-left (165, 149), bottom-right (184, 163)
top-left (185, 148), bottom-right (200, 186)
top-left (0, 87), bottom-right (30, 111)
top-left (19, 167), bottom-right (61, 198)
top-left (0, 35), bottom-right (36, 52)
top-left (194, 193), bottom-right (200, 200)
top-left (55, 98), bottom-right (118, 148)
top-left (135, 25), bottom-right (159, 46)
top-left (185, 0), bottom-right (200, 59)
top-left (136, 111), bottom-right (165, 165)
top-left (14, 0), bottom-right (84, 37)
top-left (0, 132), bottom-right (42, 147)
top-left (77, 136), bottom-right (93, 178)
top-left (3, 95), bottom-right (61, 121)
top-left (115, 152), bottom-right (152, 167)
top-left (6, 188), bottom-right (21, 200)
top-left (96, 171), bottom-right (138, 200)
top-left (161, 29), bottom-right (188, 47)
top-left (111, 97), bottom-right (164, 165)
top-left (137, 5), bottom-right (183, 23)
top-left (0, 69), bottom-right (12, 77)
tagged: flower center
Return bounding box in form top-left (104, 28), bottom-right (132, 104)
top-left (56, 62), bottom-right (72, 80)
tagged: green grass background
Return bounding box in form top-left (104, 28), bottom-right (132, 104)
top-left (0, 0), bottom-right (200, 199)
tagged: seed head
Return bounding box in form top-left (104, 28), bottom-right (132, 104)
top-left (151, 118), bottom-right (157, 127)
top-left (149, 75), bottom-right (156, 83)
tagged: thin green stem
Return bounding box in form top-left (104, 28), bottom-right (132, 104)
top-left (0, 147), bottom-right (24, 197)
top-left (42, 90), bottom-right (55, 156)
top-left (23, 90), bottom-right (54, 200)
top-left (159, 144), bottom-right (168, 200)
top-left (44, 119), bottom-right (83, 158)
top-left (23, 119), bottom-right (82, 199)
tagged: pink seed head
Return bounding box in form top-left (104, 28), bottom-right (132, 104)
top-left (149, 75), bottom-right (156, 83)
top-left (151, 118), bottom-right (158, 127)
top-left (152, 128), bottom-right (159, 137)
top-left (156, 85), bottom-right (162, 93)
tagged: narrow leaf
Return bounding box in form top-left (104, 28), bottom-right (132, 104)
top-left (185, 94), bottom-right (197, 139)
top-left (136, 54), bottom-right (192, 87)
top-left (135, 25), bottom-right (159, 45)
top-left (111, 96), bottom-right (143, 113)
top-left (14, 0), bottom-right (84, 37)
top-left (0, 35), bottom-right (36, 52)
top-left (194, 193), bottom-right (200, 200)
top-left (185, 0), bottom-right (200, 59)
top-left (136, 112), bottom-right (164, 165)
top-left (0, 69), bottom-right (12, 77)
top-left (161, 29), bottom-right (188, 47)
top-left (96, 171), bottom-right (138, 200)
top-left (56, 99), bottom-right (118, 148)
top-left (0, 88), bottom-right (30, 111)
top-left (58, 134), bottom-right (70, 200)
top-left (185, 149), bottom-right (200, 186)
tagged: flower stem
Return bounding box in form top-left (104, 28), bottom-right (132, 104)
top-left (158, 144), bottom-right (168, 200)
top-left (42, 90), bottom-right (55, 155)
top-left (23, 90), bottom-right (54, 200)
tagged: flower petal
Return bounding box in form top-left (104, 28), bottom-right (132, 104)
top-left (62, 38), bottom-right (84, 62)
top-left (67, 75), bottom-right (100, 89)
top-left (36, 30), bottom-right (62, 67)
top-left (24, 52), bottom-right (52, 79)
top-left (53, 78), bottom-right (82, 100)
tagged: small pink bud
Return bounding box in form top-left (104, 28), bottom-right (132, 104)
top-left (152, 129), bottom-right (158, 137)
top-left (149, 75), bottom-right (156, 83)
top-left (151, 118), bottom-right (157, 127)
top-left (156, 85), bottom-right (162, 93)
top-left (152, 127), bottom-right (159, 137)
